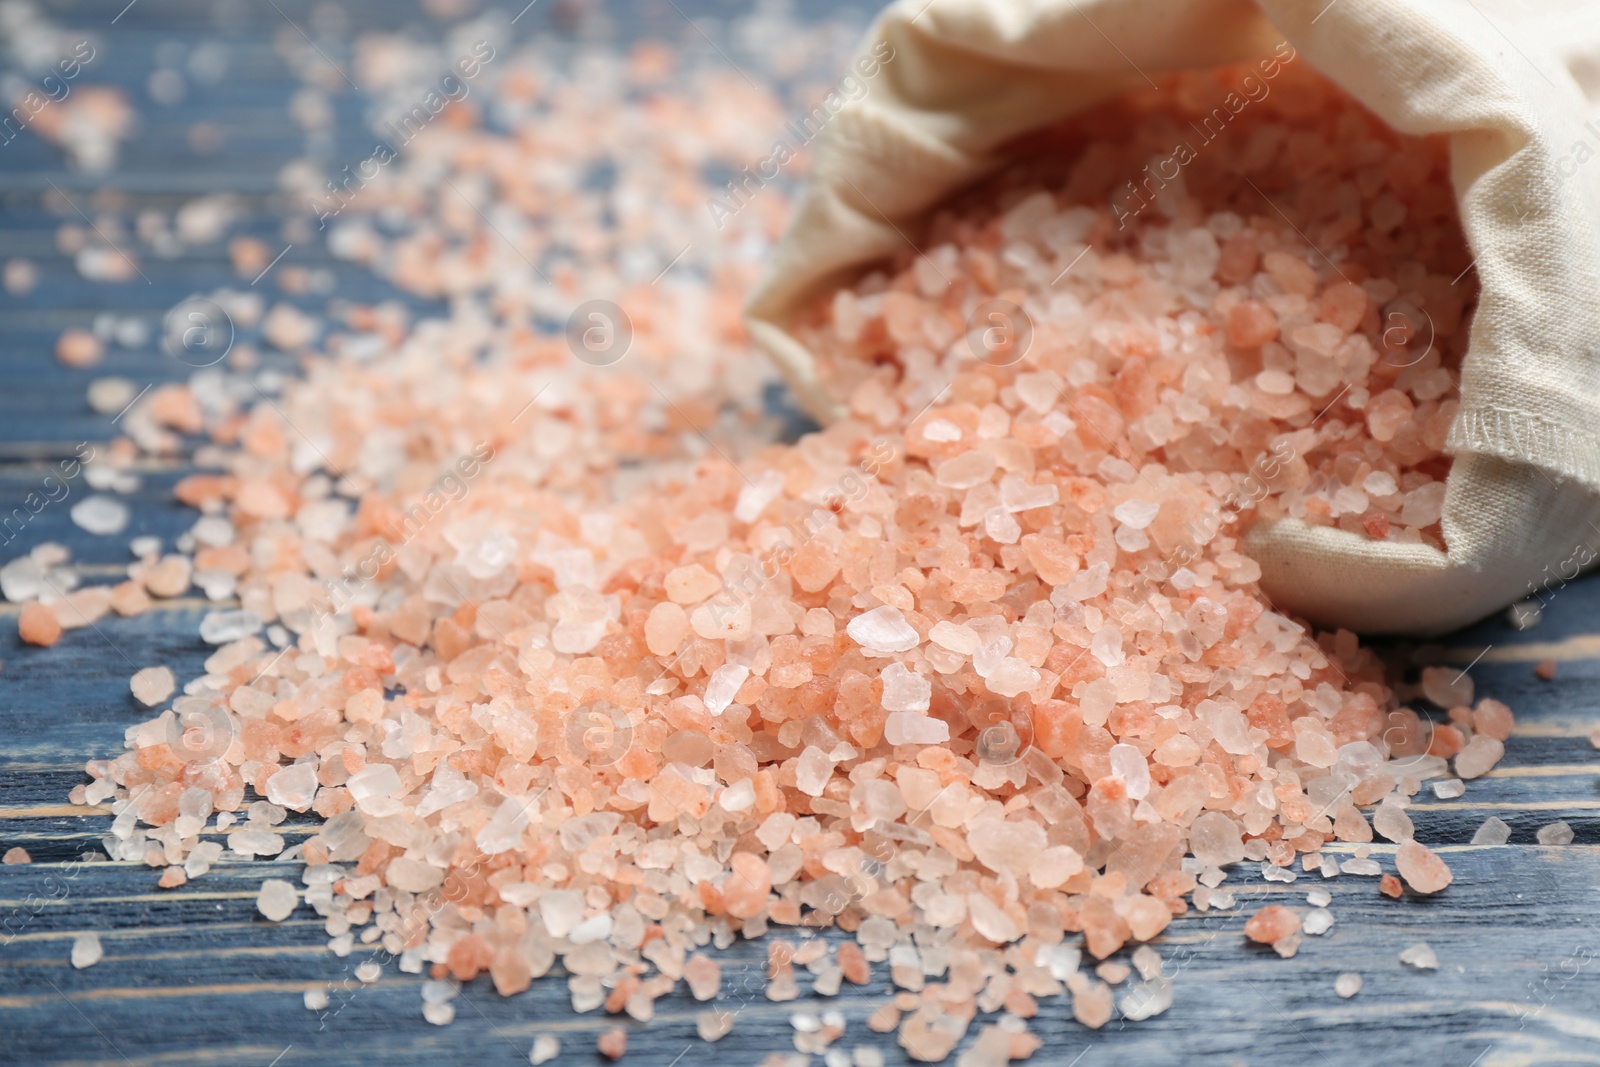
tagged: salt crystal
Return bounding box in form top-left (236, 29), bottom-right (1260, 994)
top-left (1335, 972), bottom-right (1362, 998)
top-left (1419, 665), bottom-right (1472, 708)
top-left (703, 663), bottom-right (749, 716)
top-left (1471, 816), bottom-right (1512, 845)
top-left (530, 1036), bottom-right (561, 1064)
top-left (884, 712), bottom-right (949, 747)
top-left (734, 470), bottom-right (785, 523)
top-left (1108, 743), bottom-right (1150, 799)
top-left (257, 879), bottom-right (297, 921)
top-left (305, 989), bottom-right (329, 1011)
top-left (846, 605), bottom-right (918, 653)
top-left (0, 557), bottom-right (44, 602)
top-left (1112, 499), bottom-right (1159, 529)
top-left (1537, 821), bottom-right (1574, 845)
top-left (265, 762), bottom-right (319, 811)
top-left (1302, 909), bottom-right (1334, 935)
top-left (198, 609), bottom-right (263, 644)
top-left (71, 932), bottom-right (103, 969)
top-left (984, 658), bottom-right (1040, 698)
top-left (881, 663), bottom-right (931, 712)
top-left (1399, 942), bottom-right (1438, 970)
top-left (71, 496), bottom-right (131, 537)
top-left (1395, 840), bottom-right (1452, 894)
top-left (129, 666), bottom-right (176, 707)
top-left (1454, 735), bottom-right (1504, 779)
top-left (1430, 779), bottom-right (1465, 799)
top-left (923, 419), bottom-right (962, 442)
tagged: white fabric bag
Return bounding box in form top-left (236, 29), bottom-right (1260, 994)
top-left (745, 0), bottom-right (1600, 635)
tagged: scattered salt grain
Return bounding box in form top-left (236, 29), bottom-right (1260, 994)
top-left (70, 496), bottom-right (130, 536)
top-left (1471, 816), bottom-right (1512, 845)
top-left (129, 666), bottom-right (176, 707)
top-left (846, 605), bottom-right (919, 653)
top-left (1399, 943), bottom-right (1438, 970)
top-left (1430, 779), bottom-right (1465, 799)
top-left (1537, 821), bottom-right (1575, 845)
top-left (530, 1035), bottom-right (560, 1064)
top-left (1335, 973), bottom-right (1362, 998)
top-left (70, 932), bottom-right (103, 969)
top-left (256, 878), bottom-right (298, 922)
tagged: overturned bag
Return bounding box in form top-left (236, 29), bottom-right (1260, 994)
top-left (745, 0), bottom-right (1600, 636)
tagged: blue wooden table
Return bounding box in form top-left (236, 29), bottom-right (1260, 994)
top-left (2, 2), bottom-right (1599, 1064)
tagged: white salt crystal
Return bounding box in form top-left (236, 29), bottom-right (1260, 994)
top-left (1471, 816), bottom-right (1511, 845)
top-left (257, 879), bottom-right (298, 921)
top-left (1090, 624), bottom-right (1124, 667)
top-left (198, 609), bottom-right (263, 644)
top-left (1188, 812), bottom-right (1245, 867)
top-left (129, 666), bottom-right (176, 707)
top-left (422, 1002), bottom-right (455, 1025)
top-left (1306, 888), bottom-right (1332, 908)
top-left (884, 712), bottom-right (949, 746)
top-left (881, 662), bottom-right (931, 712)
top-left (1254, 369), bottom-right (1295, 395)
top-left (71, 496), bottom-right (130, 535)
top-left (347, 764), bottom-right (402, 806)
top-left (984, 658), bottom-right (1040, 698)
top-left (1335, 972), bottom-right (1362, 998)
top-left (846, 605), bottom-right (919, 653)
top-left (1119, 976), bottom-right (1172, 1021)
top-left (1362, 471), bottom-right (1397, 497)
top-left (476, 795), bottom-right (531, 854)
top-left (0, 557), bottom-right (43, 602)
top-left (540, 890), bottom-right (585, 939)
top-left (1261, 862), bottom-right (1297, 883)
top-left (1341, 857), bottom-right (1382, 876)
top-left (265, 762), bottom-right (319, 811)
top-left (928, 620), bottom-right (979, 656)
top-left (71, 931), bottom-right (103, 969)
top-left (1303, 909), bottom-right (1334, 936)
top-left (795, 747), bottom-right (833, 797)
top-left (1430, 778), bottom-right (1465, 799)
top-left (923, 419), bottom-right (962, 442)
top-left (87, 377), bottom-right (137, 414)
top-left (1399, 942), bottom-right (1438, 970)
top-left (304, 989), bottom-right (330, 1010)
top-left (734, 470), bottom-right (785, 523)
top-left (984, 506), bottom-right (1021, 543)
top-left (531, 1035), bottom-right (561, 1064)
top-left (1108, 743), bottom-right (1150, 799)
top-left (1537, 821), bottom-right (1574, 845)
top-left (355, 961), bottom-right (381, 983)
top-left (1111, 498), bottom-right (1160, 529)
top-left (703, 663), bottom-right (749, 716)
top-left (1000, 477), bottom-right (1058, 512)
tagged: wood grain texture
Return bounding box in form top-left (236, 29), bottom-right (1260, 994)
top-left (2, 1), bottom-right (1599, 1064)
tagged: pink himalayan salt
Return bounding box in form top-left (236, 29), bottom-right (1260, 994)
top-left (1244, 906), bottom-right (1301, 945)
top-left (18, 602), bottom-right (61, 647)
top-left (597, 1027), bottom-right (627, 1060)
top-left (1420, 665), bottom-right (1474, 708)
top-left (684, 954), bottom-right (721, 1001)
top-left (129, 666), bottom-right (176, 707)
top-left (1395, 840), bottom-right (1453, 894)
top-left (1454, 735), bottom-right (1505, 779)
top-left (56, 55), bottom-right (1503, 1060)
top-left (55, 329), bottom-right (103, 368)
top-left (2, 847), bottom-right (30, 864)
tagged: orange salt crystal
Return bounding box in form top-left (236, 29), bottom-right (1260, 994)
top-left (1380, 874), bottom-right (1403, 898)
top-left (18, 602), bottom-right (62, 647)
top-left (1535, 658), bottom-right (1557, 681)
top-left (2, 847), bottom-right (30, 864)
top-left (55, 328), bottom-right (103, 368)
top-left (838, 941), bottom-right (871, 985)
top-left (1225, 300), bottom-right (1278, 348)
top-left (597, 1027), bottom-right (627, 1060)
top-left (1244, 905), bottom-right (1302, 945)
top-left (158, 866), bottom-right (187, 888)
top-left (1395, 840), bottom-right (1453, 894)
